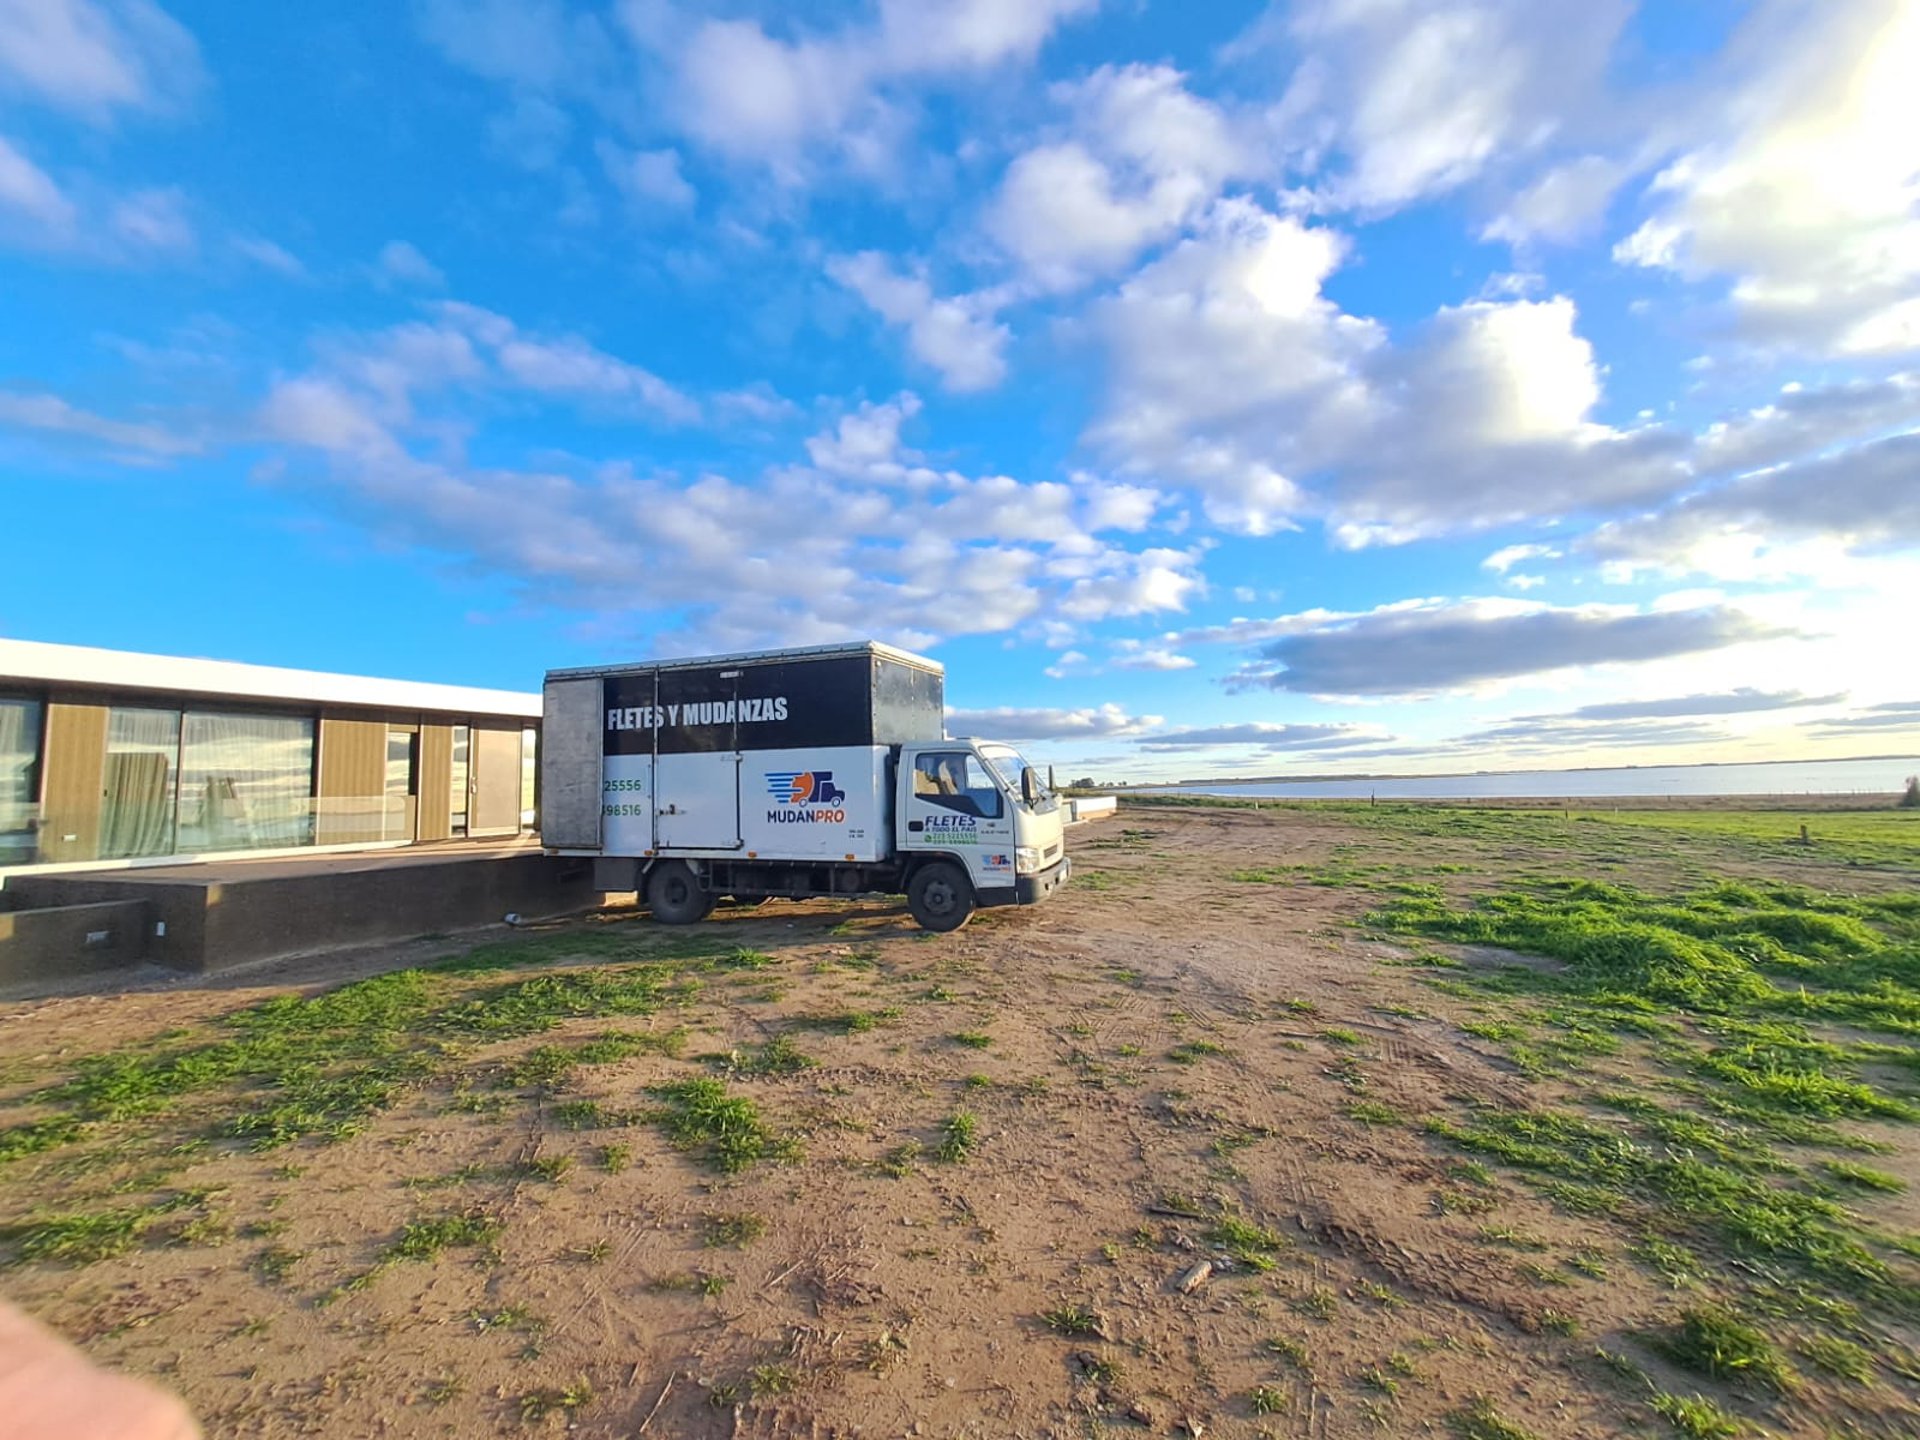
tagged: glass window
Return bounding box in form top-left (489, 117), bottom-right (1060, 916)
top-left (450, 725), bottom-right (470, 835)
top-left (385, 729), bottom-right (418, 841)
top-left (0, 697), bottom-right (40, 864)
top-left (911, 750), bottom-right (1002, 819)
top-left (175, 712), bottom-right (315, 854)
top-left (102, 707), bottom-right (181, 859)
top-left (520, 727), bottom-right (537, 830)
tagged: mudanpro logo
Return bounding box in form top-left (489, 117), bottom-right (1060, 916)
top-left (764, 771), bottom-right (847, 824)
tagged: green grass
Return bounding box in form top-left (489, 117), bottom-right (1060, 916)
top-left (1819, 1159), bottom-right (1905, 1192)
top-left (387, 1209), bottom-right (503, 1264)
top-left (935, 1110), bottom-right (978, 1163)
top-left (0, 928), bottom-right (729, 1169)
top-left (1168, 1040), bottom-right (1231, 1064)
top-left (1795, 1333), bottom-right (1874, 1382)
top-left (1447, 1396), bottom-right (1540, 1440)
top-left (1249, 1384), bottom-right (1288, 1415)
top-left (0, 1205), bottom-right (150, 1263)
top-left (1651, 1306), bottom-right (1797, 1393)
top-left (701, 1211), bottom-right (765, 1247)
top-left (739, 1033), bottom-right (817, 1076)
top-left (645, 1078), bottom-right (792, 1173)
top-left (1040, 1302), bottom-right (1104, 1337)
top-left (951, 1030), bottom-right (992, 1050)
top-left (1650, 1392), bottom-right (1742, 1438)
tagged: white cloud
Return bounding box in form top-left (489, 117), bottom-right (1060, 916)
top-left (988, 64), bottom-right (1252, 289)
top-left (1136, 722), bottom-right (1388, 752)
top-left (945, 702), bottom-right (1160, 740)
top-left (1219, 596), bottom-right (1794, 699)
top-left (109, 186), bottom-right (193, 254)
top-left (0, 0), bottom-right (201, 118)
top-left (1482, 543), bottom-right (1560, 573)
top-left (1611, 0), bottom-right (1920, 357)
top-left (803, 394), bottom-right (924, 478)
top-left (639, 0), bottom-right (1095, 177)
top-left (0, 388), bottom-right (200, 457)
top-left (1483, 155), bottom-right (1628, 246)
top-left (233, 235), bottom-right (304, 277)
top-left (1265, 0), bottom-right (1631, 213)
top-left (0, 135), bottom-right (76, 234)
top-left (1088, 198), bottom-right (1684, 542)
top-left (1109, 644), bottom-right (1196, 672)
top-left (599, 142), bottom-right (696, 211)
top-left (829, 252), bottom-right (1009, 392)
top-left (377, 240), bottom-right (445, 288)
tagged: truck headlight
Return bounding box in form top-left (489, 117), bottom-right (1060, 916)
top-left (1015, 846), bottom-right (1042, 875)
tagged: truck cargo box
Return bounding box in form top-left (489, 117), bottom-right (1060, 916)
top-left (541, 642), bottom-right (944, 860)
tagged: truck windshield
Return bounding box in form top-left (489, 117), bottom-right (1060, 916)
top-left (979, 746), bottom-right (1054, 810)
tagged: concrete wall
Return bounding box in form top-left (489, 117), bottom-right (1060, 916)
top-left (0, 898), bottom-right (151, 986)
top-left (7, 850), bottom-right (599, 975)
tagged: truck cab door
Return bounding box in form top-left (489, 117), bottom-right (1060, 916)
top-left (899, 747), bottom-right (1016, 893)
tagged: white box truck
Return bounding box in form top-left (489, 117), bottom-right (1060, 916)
top-left (539, 641), bottom-right (1070, 931)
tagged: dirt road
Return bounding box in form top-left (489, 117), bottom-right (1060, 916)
top-left (2, 804), bottom-right (1915, 1438)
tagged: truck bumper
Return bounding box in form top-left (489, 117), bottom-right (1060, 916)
top-left (979, 856), bottom-right (1071, 909)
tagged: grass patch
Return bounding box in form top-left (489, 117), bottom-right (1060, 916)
top-left (1651, 1306), bottom-right (1797, 1393)
top-left (1168, 1040), bottom-right (1231, 1064)
top-left (1819, 1159), bottom-right (1904, 1192)
top-left (645, 1078), bottom-right (791, 1173)
top-left (952, 1031), bottom-right (992, 1050)
top-left (701, 1211), bottom-right (765, 1248)
top-left (1, 1206), bottom-right (149, 1264)
top-left (1650, 1392), bottom-right (1742, 1439)
top-left (1448, 1396), bottom-right (1540, 1440)
top-left (387, 1209), bottom-right (503, 1264)
top-left (935, 1111), bottom-right (978, 1164)
top-left (1040, 1302), bottom-right (1105, 1337)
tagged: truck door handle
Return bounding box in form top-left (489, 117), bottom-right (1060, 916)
top-left (907, 820), bottom-right (923, 832)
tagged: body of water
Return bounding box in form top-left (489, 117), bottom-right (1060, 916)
top-left (1130, 755), bottom-right (1920, 802)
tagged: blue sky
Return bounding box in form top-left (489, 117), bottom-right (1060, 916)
top-left (2, 0), bottom-right (1918, 780)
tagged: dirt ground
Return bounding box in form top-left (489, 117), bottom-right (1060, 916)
top-left (2, 805), bottom-right (1916, 1439)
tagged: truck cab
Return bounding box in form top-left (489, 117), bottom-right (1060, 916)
top-left (896, 738), bottom-right (1069, 930)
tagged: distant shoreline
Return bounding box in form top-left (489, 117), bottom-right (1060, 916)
top-left (1116, 752), bottom-right (1920, 790)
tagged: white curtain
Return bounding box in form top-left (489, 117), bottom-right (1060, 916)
top-left (0, 698), bottom-right (38, 860)
top-left (176, 712), bottom-right (315, 853)
top-left (101, 707), bottom-right (180, 858)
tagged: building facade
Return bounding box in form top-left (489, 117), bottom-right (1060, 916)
top-left (0, 640), bottom-right (540, 874)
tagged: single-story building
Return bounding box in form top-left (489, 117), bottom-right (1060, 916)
top-left (0, 638), bottom-right (541, 877)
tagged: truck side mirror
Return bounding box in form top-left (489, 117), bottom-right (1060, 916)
top-left (1021, 768), bottom-right (1038, 806)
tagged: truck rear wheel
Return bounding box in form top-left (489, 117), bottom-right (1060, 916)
top-left (907, 862), bottom-right (974, 933)
top-left (647, 860), bottom-right (714, 925)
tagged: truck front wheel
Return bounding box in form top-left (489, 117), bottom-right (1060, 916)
top-left (907, 862), bottom-right (975, 933)
top-left (647, 860), bottom-right (715, 925)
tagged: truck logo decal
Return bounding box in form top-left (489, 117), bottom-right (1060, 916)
top-left (765, 771), bottom-right (846, 806)
top-left (763, 770), bottom-right (847, 825)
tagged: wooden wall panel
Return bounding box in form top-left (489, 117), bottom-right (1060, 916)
top-left (316, 717), bottom-right (389, 844)
top-left (38, 702), bottom-right (107, 864)
top-left (417, 724), bottom-right (453, 843)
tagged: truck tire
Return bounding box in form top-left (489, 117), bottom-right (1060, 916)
top-left (907, 862), bottom-right (975, 933)
top-left (647, 860), bottom-right (714, 925)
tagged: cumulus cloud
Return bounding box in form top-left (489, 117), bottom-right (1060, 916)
top-left (945, 702), bottom-right (1161, 740)
top-left (989, 63), bottom-right (1255, 289)
top-left (0, 0), bottom-right (202, 118)
top-left (253, 319), bottom-right (1205, 652)
top-left (1482, 155), bottom-right (1630, 247)
top-left (1088, 198), bottom-right (1684, 540)
top-left (1109, 643), bottom-right (1196, 672)
top-left (1259, 0), bottom-right (1632, 213)
top-left (1611, 0), bottom-right (1920, 357)
top-left (1482, 543), bottom-right (1560, 573)
top-left (829, 252), bottom-right (1009, 392)
top-left (634, 0), bottom-right (1096, 177)
top-left (1221, 597), bottom-right (1795, 698)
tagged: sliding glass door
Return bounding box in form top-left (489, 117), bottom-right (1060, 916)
top-left (0, 698), bottom-right (40, 865)
top-left (175, 712), bottom-right (316, 853)
top-left (100, 707), bottom-right (180, 859)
